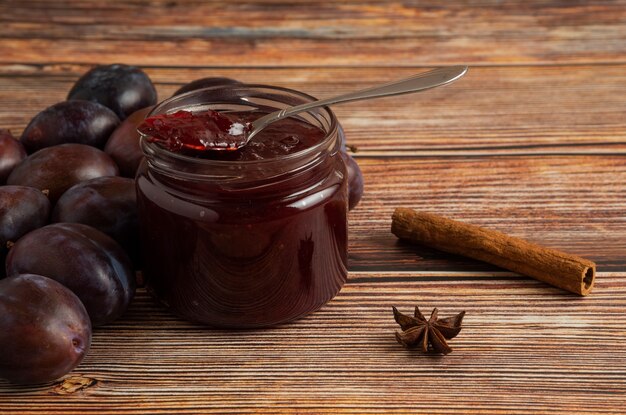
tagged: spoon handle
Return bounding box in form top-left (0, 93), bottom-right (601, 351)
top-left (248, 66), bottom-right (468, 140)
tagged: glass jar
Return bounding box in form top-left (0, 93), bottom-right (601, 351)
top-left (136, 85), bottom-right (348, 328)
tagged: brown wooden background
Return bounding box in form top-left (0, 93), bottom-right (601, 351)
top-left (1, 1), bottom-right (625, 413)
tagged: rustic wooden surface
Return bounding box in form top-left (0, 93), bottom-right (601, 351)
top-left (1, 1), bottom-right (625, 413)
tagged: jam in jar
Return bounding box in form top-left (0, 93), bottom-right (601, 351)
top-left (136, 85), bottom-right (348, 327)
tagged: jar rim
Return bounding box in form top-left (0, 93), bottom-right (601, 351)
top-left (140, 83), bottom-right (339, 167)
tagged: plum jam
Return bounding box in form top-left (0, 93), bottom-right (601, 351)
top-left (136, 85), bottom-right (348, 328)
top-left (138, 109), bottom-right (249, 152)
top-left (138, 109), bottom-right (325, 159)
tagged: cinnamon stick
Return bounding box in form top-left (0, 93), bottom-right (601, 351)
top-left (391, 208), bottom-right (596, 296)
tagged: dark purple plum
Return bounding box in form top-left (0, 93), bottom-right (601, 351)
top-left (341, 152), bottom-right (364, 211)
top-left (0, 130), bottom-right (26, 184)
top-left (104, 106), bottom-right (152, 177)
top-left (0, 186), bottom-right (50, 278)
top-left (20, 100), bottom-right (120, 153)
top-left (172, 77), bottom-right (241, 96)
top-left (53, 176), bottom-right (139, 266)
top-left (6, 223), bottom-right (135, 326)
top-left (7, 143), bottom-right (119, 203)
top-left (68, 64), bottom-right (157, 120)
top-left (0, 185), bottom-right (50, 253)
top-left (0, 274), bottom-right (91, 385)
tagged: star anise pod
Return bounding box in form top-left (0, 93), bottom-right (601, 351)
top-left (392, 305), bottom-right (465, 355)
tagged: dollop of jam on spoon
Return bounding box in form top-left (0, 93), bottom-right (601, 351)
top-left (138, 110), bottom-right (250, 152)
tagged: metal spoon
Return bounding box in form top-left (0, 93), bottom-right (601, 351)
top-left (243, 65), bottom-right (468, 144)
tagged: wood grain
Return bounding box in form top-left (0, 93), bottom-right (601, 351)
top-left (0, 65), bottom-right (623, 271)
top-left (350, 155), bottom-right (626, 272)
top-left (0, 1), bottom-right (625, 66)
top-left (1, 1), bottom-right (625, 413)
top-left (1, 65), bottom-right (625, 155)
top-left (1, 277), bottom-right (625, 414)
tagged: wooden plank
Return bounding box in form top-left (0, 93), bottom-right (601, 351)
top-left (1, 276), bottom-right (625, 414)
top-left (1, 65), bottom-right (625, 155)
top-left (0, 1), bottom-right (625, 66)
top-left (349, 155), bottom-right (626, 272)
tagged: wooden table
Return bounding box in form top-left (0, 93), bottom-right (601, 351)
top-left (1, 1), bottom-right (625, 413)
